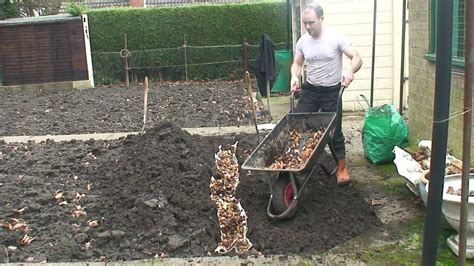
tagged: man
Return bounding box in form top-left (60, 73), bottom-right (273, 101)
top-left (290, 3), bottom-right (362, 186)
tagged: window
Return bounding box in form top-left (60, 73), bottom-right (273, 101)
top-left (427, 0), bottom-right (465, 67)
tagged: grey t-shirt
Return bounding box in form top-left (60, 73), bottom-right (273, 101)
top-left (295, 28), bottom-right (351, 87)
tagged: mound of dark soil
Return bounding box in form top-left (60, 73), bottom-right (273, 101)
top-left (0, 81), bottom-right (253, 136)
top-left (0, 122), bottom-right (380, 263)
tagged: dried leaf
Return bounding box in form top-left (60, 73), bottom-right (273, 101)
top-left (6, 246), bottom-right (17, 253)
top-left (88, 220), bottom-right (99, 228)
top-left (12, 223), bottom-right (28, 232)
top-left (58, 201), bottom-right (68, 206)
top-left (19, 234), bottom-right (37, 245)
top-left (0, 222), bottom-right (13, 231)
top-left (19, 234), bottom-right (30, 244)
top-left (370, 199), bottom-right (384, 206)
top-left (12, 207), bottom-right (27, 214)
top-left (72, 210), bottom-right (87, 218)
top-left (447, 186), bottom-right (454, 195)
top-left (74, 192), bottom-right (85, 204)
top-left (54, 192), bottom-right (64, 200)
top-left (27, 236), bottom-right (37, 244)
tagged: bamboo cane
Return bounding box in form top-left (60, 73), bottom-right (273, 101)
top-left (140, 77), bottom-right (149, 134)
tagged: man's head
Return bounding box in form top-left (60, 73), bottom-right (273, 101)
top-left (302, 3), bottom-right (324, 37)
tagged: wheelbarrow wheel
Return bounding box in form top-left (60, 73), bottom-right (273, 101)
top-left (272, 172), bottom-right (300, 217)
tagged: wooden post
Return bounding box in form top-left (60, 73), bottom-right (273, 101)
top-left (243, 38), bottom-right (249, 74)
top-left (266, 80), bottom-right (271, 121)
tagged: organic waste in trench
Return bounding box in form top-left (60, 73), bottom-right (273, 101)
top-left (270, 127), bottom-right (326, 170)
top-left (210, 143), bottom-right (252, 254)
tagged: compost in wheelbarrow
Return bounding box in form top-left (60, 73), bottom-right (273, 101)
top-left (241, 111), bottom-right (338, 219)
top-left (242, 112), bottom-right (337, 172)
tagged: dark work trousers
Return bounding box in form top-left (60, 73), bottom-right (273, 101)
top-left (293, 82), bottom-right (345, 160)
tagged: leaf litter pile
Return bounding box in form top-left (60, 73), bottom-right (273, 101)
top-left (0, 121), bottom-right (380, 263)
top-left (270, 127), bottom-right (326, 170)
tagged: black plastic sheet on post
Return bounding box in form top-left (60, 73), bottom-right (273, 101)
top-left (253, 33), bottom-right (276, 98)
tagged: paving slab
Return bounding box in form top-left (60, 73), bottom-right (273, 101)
top-left (0, 126), bottom-right (276, 144)
top-left (0, 115), bottom-right (363, 144)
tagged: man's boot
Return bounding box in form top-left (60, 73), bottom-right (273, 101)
top-left (336, 158), bottom-right (351, 186)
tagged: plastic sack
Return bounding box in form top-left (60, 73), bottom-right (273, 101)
top-left (360, 96), bottom-right (409, 164)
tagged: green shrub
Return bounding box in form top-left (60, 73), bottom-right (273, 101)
top-left (88, 2), bottom-right (288, 83)
top-left (66, 2), bottom-right (88, 16)
top-left (0, 0), bottom-right (20, 18)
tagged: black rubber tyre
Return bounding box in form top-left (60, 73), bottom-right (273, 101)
top-left (271, 172), bottom-right (300, 217)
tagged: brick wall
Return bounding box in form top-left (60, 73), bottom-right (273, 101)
top-left (408, 0), bottom-right (474, 163)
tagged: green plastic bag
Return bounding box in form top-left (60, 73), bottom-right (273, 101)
top-left (360, 96), bottom-right (409, 164)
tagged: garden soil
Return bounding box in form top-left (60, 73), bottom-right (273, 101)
top-left (0, 81), bottom-right (380, 263)
top-left (0, 81), bottom-right (255, 136)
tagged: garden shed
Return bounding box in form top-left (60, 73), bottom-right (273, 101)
top-left (0, 14), bottom-right (94, 89)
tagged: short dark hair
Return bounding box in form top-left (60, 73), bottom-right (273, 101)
top-left (303, 3), bottom-right (324, 18)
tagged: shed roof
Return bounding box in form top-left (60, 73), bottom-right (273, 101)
top-left (80, 0), bottom-right (129, 8)
top-left (0, 14), bottom-right (79, 26)
top-left (60, 0), bottom-right (248, 12)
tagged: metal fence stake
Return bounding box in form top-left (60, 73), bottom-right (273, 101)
top-left (124, 33), bottom-right (129, 86)
top-left (184, 35), bottom-right (188, 82)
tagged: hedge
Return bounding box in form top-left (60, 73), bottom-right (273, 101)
top-left (87, 2), bottom-right (289, 83)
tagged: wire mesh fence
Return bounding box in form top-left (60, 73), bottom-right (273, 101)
top-left (91, 39), bottom-right (289, 84)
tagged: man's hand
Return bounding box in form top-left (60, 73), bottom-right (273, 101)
top-left (290, 76), bottom-right (300, 92)
top-left (342, 71), bottom-right (354, 87)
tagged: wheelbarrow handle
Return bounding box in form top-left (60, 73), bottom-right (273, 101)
top-left (290, 91), bottom-right (295, 113)
top-left (336, 85), bottom-right (346, 113)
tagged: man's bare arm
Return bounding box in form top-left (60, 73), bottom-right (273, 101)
top-left (342, 46), bottom-right (362, 87)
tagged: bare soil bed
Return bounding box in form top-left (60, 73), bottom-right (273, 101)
top-left (0, 81), bottom-right (255, 136)
top-left (0, 81), bottom-right (380, 263)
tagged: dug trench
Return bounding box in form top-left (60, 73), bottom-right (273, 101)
top-left (0, 121), bottom-right (380, 263)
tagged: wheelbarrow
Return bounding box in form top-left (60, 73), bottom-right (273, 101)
top-left (241, 86), bottom-right (344, 220)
